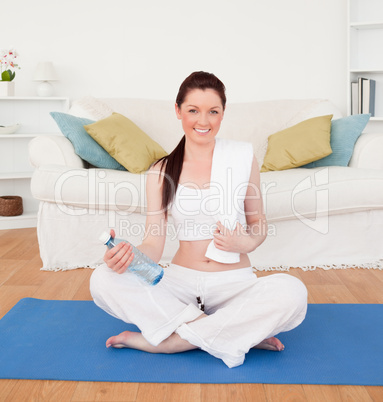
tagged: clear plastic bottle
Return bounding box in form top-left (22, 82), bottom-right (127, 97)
top-left (99, 232), bottom-right (164, 286)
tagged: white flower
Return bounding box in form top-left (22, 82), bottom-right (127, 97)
top-left (0, 48), bottom-right (20, 80)
top-left (0, 48), bottom-right (18, 65)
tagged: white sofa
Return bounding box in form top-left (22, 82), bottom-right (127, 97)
top-left (29, 98), bottom-right (383, 271)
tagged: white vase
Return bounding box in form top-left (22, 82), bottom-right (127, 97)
top-left (0, 81), bottom-right (15, 96)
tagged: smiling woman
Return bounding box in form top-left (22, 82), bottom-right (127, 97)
top-left (90, 71), bottom-right (308, 368)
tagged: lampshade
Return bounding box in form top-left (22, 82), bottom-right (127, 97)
top-left (33, 62), bottom-right (58, 82)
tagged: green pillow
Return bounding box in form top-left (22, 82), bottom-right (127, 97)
top-left (50, 112), bottom-right (126, 170)
top-left (84, 113), bottom-right (167, 173)
top-left (302, 114), bottom-right (370, 168)
top-left (261, 115), bottom-right (333, 172)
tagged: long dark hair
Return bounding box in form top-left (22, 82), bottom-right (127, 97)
top-left (155, 71), bottom-right (226, 217)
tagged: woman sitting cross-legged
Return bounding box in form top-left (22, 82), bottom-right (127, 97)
top-left (90, 71), bottom-right (308, 368)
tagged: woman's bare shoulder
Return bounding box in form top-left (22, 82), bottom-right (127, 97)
top-left (147, 160), bottom-right (167, 187)
top-left (149, 159), bottom-right (165, 172)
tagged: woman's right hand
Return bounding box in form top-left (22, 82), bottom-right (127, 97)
top-left (103, 229), bottom-right (135, 274)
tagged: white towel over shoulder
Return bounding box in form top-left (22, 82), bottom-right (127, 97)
top-left (205, 138), bottom-right (254, 264)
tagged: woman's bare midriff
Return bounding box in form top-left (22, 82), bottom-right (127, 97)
top-left (171, 239), bottom-right (251, 272)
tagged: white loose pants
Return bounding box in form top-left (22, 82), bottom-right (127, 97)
top-left (90, 263), bottom-right (307, 368)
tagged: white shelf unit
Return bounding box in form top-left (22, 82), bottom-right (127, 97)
top-left (347, 0), bottom-right (383, 132)
top-left (0, 97), bottom-right (69, 229)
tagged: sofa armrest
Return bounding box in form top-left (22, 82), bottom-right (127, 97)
top-left (29, 135), bottom-right (86, 169)
top-left (349, 133), bottom-right (383, 170)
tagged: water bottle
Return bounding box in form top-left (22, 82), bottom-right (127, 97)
top-left (99, 232), bottom-right (164, 285)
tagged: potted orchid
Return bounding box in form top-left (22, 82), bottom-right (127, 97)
top-left (0, 48), bottom-right (20, 96)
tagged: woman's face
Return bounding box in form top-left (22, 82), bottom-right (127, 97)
top-left (175, 88), bottom-right (224, 144)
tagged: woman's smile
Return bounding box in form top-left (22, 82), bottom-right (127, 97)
top-left (194, 128), bottom-right (211, 135)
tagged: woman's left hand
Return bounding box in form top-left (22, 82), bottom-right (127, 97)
top-left (213, 221), bottom-right (253, 254)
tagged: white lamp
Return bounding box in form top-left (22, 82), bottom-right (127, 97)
top-left (33, 62), bottom-right (58, 97)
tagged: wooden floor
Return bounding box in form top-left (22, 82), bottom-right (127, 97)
top-left (0, 228), bottom-right (382, 402)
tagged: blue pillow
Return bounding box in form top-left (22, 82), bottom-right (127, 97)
top-left (302, 114), bottom-right (370, 168)
top-left (50, 112), bottom-right (126, 170)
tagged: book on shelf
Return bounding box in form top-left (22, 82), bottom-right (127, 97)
top-left (362, 78), bottom-right (375, 116)
top-left (351, 82), bottom-right (358, 115)
top-left (352, 77), bottom-right (375, 116)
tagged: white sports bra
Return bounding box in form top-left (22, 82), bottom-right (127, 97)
top-left (170, 184), bottom-right (218, 241)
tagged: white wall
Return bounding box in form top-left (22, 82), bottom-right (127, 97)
top-left (2, 0), bottom-right (347, 114)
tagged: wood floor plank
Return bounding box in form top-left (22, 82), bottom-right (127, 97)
top-left (201, 384), bottom-right (266, 401)
top-left (366, 386), bottom-right (383, 401)
top-left (302, 384), bottom-right (342, 401)
top-left (306, 284), bottom-right (359, 304)
top-left (263, 384), bottom-right (307, 401)
top-left (0, 259), bottom-right (25, 287)
top-left (1, 380), bottom-right (77, 402)
top-left (71, 381), bottom-right (139, 401)
top-left (0, 228), bottom-right (38, 262)
top-left (3, 254), bottom-right (46, 287)
top-left (0, 379), bottom-right (17, 401)
top-left (337, 385), bottom-right (374, 401)
top-left (71, 269), bottom-right (93, 300)
top-left (334, 269), bottom-right (383, 303)
top-left (306, 290), bottom-right (316, 305)
top-left (371, 268), bottom-right (383, 286)
top-left (1, 235), bottom-right (37, 261)
top-left (31, 268), bottom-right (92, 300)
top-left (296, 268), bottom-right (344, 286)
top-left (136, 383), bottom-right (201, 402)
top-left (0, 235), bottom-right (24, 259)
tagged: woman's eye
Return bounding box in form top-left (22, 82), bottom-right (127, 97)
top-left (210, 110), bottom-right (218, 115)
top-left (189, 109), bottom-right (197, 114)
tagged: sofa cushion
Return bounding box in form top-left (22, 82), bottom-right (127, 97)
top-left (84, 113), bottom-right (168, 174)
top-left (261, 115), bottom-right (333, 172)
top-left (31, 165), bottom-right (146, 211)
top-left (28, 136), bottom-right (86, 169)
top-left (302, 114), bottom-right (370, 168)
top-left (50, 112), bottom-right (126, 170)
top-left (349, 132), bottom-right (383, 170)
top-left (262, 166), bottom-right (383, 222)
top-left (31, 165), bottom-right (383, 223)
top-left (68, 96), bottom-right (114, 120)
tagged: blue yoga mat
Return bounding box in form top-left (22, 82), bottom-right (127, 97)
top-left (0, 298), bottom-right (382, 385)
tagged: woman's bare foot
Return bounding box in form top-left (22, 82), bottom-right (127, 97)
top-left (106, 330), bottom-right (198, 354)
top-left (106, 330), bottom-right (139, 349)
top-left (253, 336), bottom-right (285, 351)
top-left (106, 315), bottom-right (207, 352)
